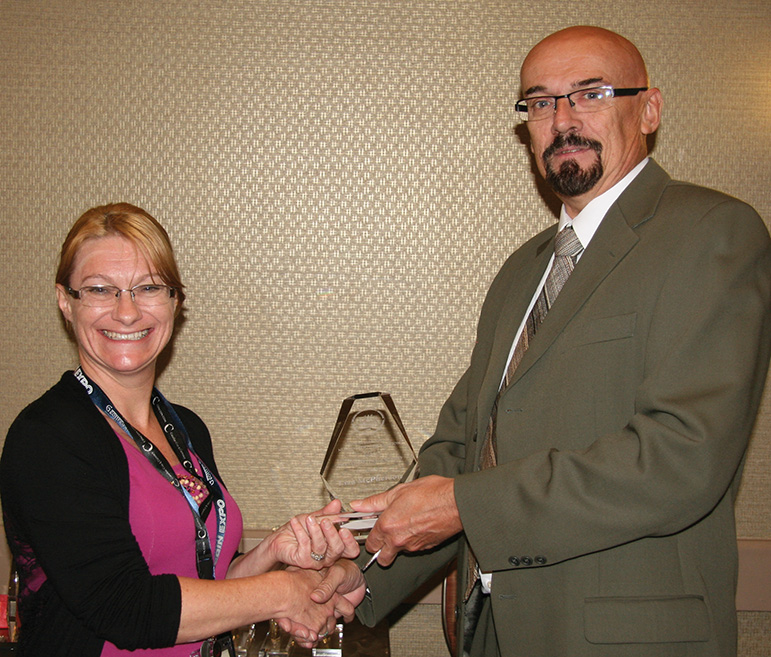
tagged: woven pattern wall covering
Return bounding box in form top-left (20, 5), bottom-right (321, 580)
top-left (1, 0), bottom-right (770, 563)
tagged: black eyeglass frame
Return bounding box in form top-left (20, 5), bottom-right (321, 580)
top-left (515, 86), bottom-right (649, 121)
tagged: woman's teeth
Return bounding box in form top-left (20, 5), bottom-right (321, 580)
top-left (102, 329), bottom-right (149, 341)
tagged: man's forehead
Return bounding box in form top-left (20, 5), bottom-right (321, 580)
top-left (520, 30), bottom-right (646, 93)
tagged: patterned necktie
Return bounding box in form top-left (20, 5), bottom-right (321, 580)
top-left (464, 226), bottom-right (583, 604)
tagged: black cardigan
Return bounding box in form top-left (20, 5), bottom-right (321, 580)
top-left (1, 372), bottom-right (225, 656)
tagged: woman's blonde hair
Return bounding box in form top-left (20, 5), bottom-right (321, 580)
top-left (56, 203), bottom-right (186, 309)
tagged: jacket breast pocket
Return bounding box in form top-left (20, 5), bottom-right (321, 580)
top-left (584, 595), bottom-right (710, 644)
top-left (567, 312), bottom-right (637, 347)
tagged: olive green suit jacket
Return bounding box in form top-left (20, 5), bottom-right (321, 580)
top-left (356, 160), bottom-right (771, 657)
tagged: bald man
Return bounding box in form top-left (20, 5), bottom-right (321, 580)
top-left (344, 26), bottom-right (771, 657)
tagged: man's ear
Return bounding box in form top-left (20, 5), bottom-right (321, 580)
top-left (640, 87), bottom-right (663, 135)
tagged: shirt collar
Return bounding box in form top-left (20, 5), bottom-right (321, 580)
top-left (558, 157), bottom-right (649, 249)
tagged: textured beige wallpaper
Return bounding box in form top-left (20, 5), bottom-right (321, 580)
top-left (1, 1), bottom-right (770, 652)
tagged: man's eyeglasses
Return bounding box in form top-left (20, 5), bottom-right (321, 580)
top-left (66, 284), bottom-right (177, 308)
top-left (515, 86), bottom-right (648, 122)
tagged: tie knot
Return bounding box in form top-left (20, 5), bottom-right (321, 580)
top-left (554, 226), bottom-right (583, 259)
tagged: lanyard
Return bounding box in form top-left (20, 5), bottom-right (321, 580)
top-left (73, 367), bottom-right (227, 580)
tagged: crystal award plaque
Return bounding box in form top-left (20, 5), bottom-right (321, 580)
top-left (320, 392), bottom-right (418, 519)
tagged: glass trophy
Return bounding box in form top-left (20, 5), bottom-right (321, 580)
top-left (320, 392), bottom-right (418, 539)
top-left (257, 393), bottom-right (417, 656)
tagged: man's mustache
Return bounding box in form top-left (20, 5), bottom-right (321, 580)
top-left (543, 134), bottom-right (602, 161)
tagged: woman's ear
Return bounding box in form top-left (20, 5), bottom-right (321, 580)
top-left (56, 284), bottom-right (74, 324)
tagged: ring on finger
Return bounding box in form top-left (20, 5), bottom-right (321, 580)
top-left (310, 550), bottom-right (325, 561)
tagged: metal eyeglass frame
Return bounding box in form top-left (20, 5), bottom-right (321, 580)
top-left (515, 86), bottom-right (648, 121)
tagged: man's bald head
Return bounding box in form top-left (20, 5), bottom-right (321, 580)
top-left (521, 26), bottom-right (650, 93)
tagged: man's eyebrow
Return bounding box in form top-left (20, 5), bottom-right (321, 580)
top-left (523, 84), bottom-right (547, 97)
top-left (575, 77), bottom-right (605, 88)
top-left (523, 77), bottom-right (606, 97)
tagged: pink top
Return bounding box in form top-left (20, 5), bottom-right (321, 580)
top-left (101, 436), bottom-right (243, 656)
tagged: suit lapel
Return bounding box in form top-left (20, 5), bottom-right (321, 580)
top-left (475, 228), bottom-right (556, 434)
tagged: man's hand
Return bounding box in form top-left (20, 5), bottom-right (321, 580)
top-left (311, 559), bottom-right (367, 613)
top-left (350, 475), bottom-right (462, 567)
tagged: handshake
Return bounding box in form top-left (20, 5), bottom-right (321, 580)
top-left (231, 474), bottom-right (461, 649)
top-left (228, 498), bottom-right (366, 649)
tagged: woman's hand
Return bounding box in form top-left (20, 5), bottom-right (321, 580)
top-left (226, 500), bottom-right (360, 579)
top-left (268, 499), bottom-right (360, 570)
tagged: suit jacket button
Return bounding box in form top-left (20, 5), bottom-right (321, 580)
top-left (508, 556), bottom-right (520, 566)
top-left (535, 556), bottom-right (547, 565)
top-left (521, 556), bottom-right (533, 566)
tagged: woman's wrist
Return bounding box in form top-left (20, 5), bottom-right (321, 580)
top-left (263, 529), bottom-right (289, 570)
top-left (226, 533), bottom-right (280, 579)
